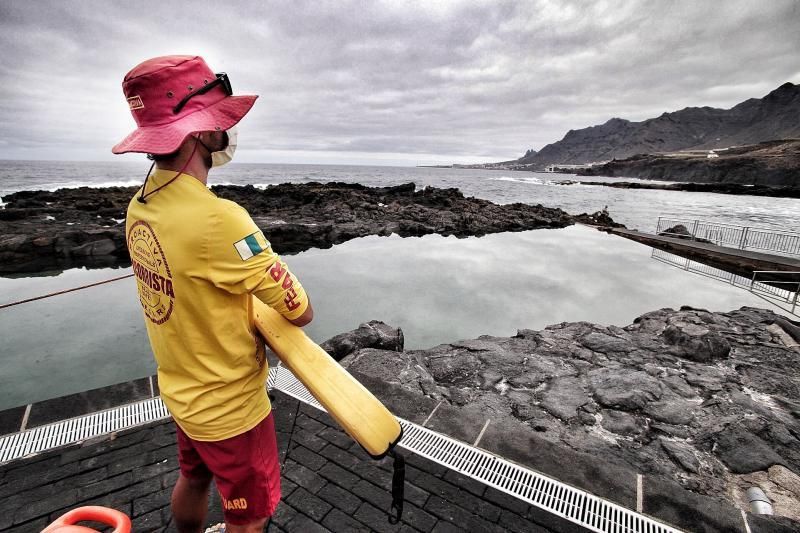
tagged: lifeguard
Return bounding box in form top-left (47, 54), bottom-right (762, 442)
top-left (113, 55), bottom-right (313, 533)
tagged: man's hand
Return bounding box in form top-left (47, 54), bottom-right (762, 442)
top-left (288, 302), bottom-right (314, 327)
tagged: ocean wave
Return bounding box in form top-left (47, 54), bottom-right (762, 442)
top-left (23, 180), bottom-right (142, 193)
top-left (487, 176), bottom-right (563, 186)
top-left (51, 179), bottom-right (143, 191)
top-left (0, 180), bottom-right (144, 201)
top-left (210, 182), bottom-right (280, 189)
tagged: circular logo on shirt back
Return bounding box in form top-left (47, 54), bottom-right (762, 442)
top-left (128, 220), bottom-right (175, 325)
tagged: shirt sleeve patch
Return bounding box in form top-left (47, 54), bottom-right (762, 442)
top-left (234, 231), bottom-right (270, 261)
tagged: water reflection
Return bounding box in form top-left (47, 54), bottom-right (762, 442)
top-left (0, 225), bottom-right (789, 410)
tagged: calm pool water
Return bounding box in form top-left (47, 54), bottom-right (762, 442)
top-left (0, 225), bottom-right (790, 410)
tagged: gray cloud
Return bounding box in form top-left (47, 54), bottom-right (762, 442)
top-left (0, 0), bottom-right (798, 165)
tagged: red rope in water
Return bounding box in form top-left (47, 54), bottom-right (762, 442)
top-left (0, 273), bottom-right (134, 310)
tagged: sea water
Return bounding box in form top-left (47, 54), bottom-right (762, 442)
top-left (1, 161), bottom-right (799, 409)
top-left (1, 226), bottom-right (795, 409)
top-left (1, 160), bottom-right (798, 232)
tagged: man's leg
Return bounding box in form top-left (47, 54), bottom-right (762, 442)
top-left (206, 414), bottom-right (281, 531)
top-left (171, 472), bottom-right (212, 533)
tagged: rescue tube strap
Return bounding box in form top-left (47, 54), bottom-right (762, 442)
top-left (388, 449), bottom-right (405, 524)
top-left (282, 399), bottom-right (301, 469)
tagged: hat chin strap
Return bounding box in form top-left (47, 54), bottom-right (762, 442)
top-left (193, 134), bottom-right (217, 170)
top-left (194, 134), bottom-right (214, 155)
top-left (137, 137), bottom-right (201, 204)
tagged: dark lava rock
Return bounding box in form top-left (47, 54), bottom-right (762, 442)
top-left (774, 317), bottom-right (800, 343)
top-left (539, 377), bottom-right (589, 421)
top-left (644, 400), bottom-right (697, 426)
top-left (600, 410), bottom-right (643, 436)
top-left (580, 331), bottom-right (634, 353)
top-left (335, 305), bottom-right (800, 515)
top-left (572, 208), bottom-right (626, 228)
top-left (707, 427), bottom-right (786, 474)
top-left (657, 224), bottom-right (713, 243)
top-left (660, 320), bottom-right (731, 362)
top-left (0, 181), bottom-right (606, 275)
top-left (662, 224), bottom-right (693, 238)
top-left (320, 320), bottom-right (403, 361)
top-left (589, 368), bottom-right (664, 410)
top-left (660, 439), bottom-right (701, 473)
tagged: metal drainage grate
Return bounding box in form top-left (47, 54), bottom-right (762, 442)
top-left (272, 365), bottom-right (682, 533)
top-left (0, 369), bottom-right (283, 465)
top-left (0, 397), bottom-right (170, 464)
top-left (272, 363), bottom-right (325, 409)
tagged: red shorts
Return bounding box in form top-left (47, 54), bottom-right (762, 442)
top-left (176, 412), bottom-right (281, 525)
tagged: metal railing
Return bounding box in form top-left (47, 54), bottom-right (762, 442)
top-left (651, 249), bottom-right (800, 317)
top-left (751, 271), bottom-right (800, 314)
top-left (655, 217), bottom-right (800, 257)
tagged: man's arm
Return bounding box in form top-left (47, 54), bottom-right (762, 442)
top-left (207, 202), bottom-right (314, 325)
top-left (288, 302), bottom-right (314, 327)
top-left (251, 256), bottom-right (312, 324)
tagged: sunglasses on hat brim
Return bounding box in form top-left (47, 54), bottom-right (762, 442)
top-left (173, 72), bottom-right (233, 115)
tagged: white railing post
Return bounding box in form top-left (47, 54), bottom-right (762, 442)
top-left (740, 227), bottom-right (749, 251)
top-left (691, 220), bottom-right (699, 241)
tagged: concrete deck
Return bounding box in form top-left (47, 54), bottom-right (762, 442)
top-left (1, 373), bottom-right (797, 532)
top-left (0, 391), bottom-right (571, 533)
top-left (611, 229), bottom-right (800, 276)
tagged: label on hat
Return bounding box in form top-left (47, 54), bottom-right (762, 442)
top-left (128, 95), bottom-right (145, 110)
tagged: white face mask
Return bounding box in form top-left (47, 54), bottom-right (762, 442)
top-left (211, 126), bottom-right (238, 167)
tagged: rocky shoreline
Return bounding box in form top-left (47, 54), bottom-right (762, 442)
top-left (559, 179), bottom-right (800, 199)
top-left (0, 182), bottom-right (614, 274)
top-left (328, 305), bottom-right (800, 523)
top-left (572, 139), bottom-right (800, 189)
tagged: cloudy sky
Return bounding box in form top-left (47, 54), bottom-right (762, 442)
top-left (0, 1), bottom-right (798, 166)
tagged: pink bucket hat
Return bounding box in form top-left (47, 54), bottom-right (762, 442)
top-left (112, 55), bottom-right (257, 155)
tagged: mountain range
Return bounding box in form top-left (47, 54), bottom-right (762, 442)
top-left (514, 82), bottom-right (800, 169)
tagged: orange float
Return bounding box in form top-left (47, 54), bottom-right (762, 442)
top-left (41, 506), bottom-right (131, 533)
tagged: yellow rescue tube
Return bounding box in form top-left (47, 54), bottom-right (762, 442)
top-left (252, 298), bottom-right (403, 458)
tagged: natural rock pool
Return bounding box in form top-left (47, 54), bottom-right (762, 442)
top-left (0, 225), bottom-right (790, 410)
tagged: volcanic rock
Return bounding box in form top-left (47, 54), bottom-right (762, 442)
top-left (320, 320), bottom-right (403, 361)
top-left (660, 319), bottom-right (731, 362)
top-left (0, 182), bottom-right (608, 274)
top-left (600, 409), bottom-right (643, 436)
top-left (540, 377), bottom-right (589, 421)
top-left (707, 426), bottom-right (786, 474)
top-left (337, 305), bottom-right (800, 518)
top-left (645, 400), bottom-right (697, 426)
top-left (660, 439), bottom-right (701, 473)
top-left (770, 465), bottom-right (800, 498)
top-left (589, 368), bottom-right (664, 410)
top-left (573, 140), bottom-right (800, 189)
